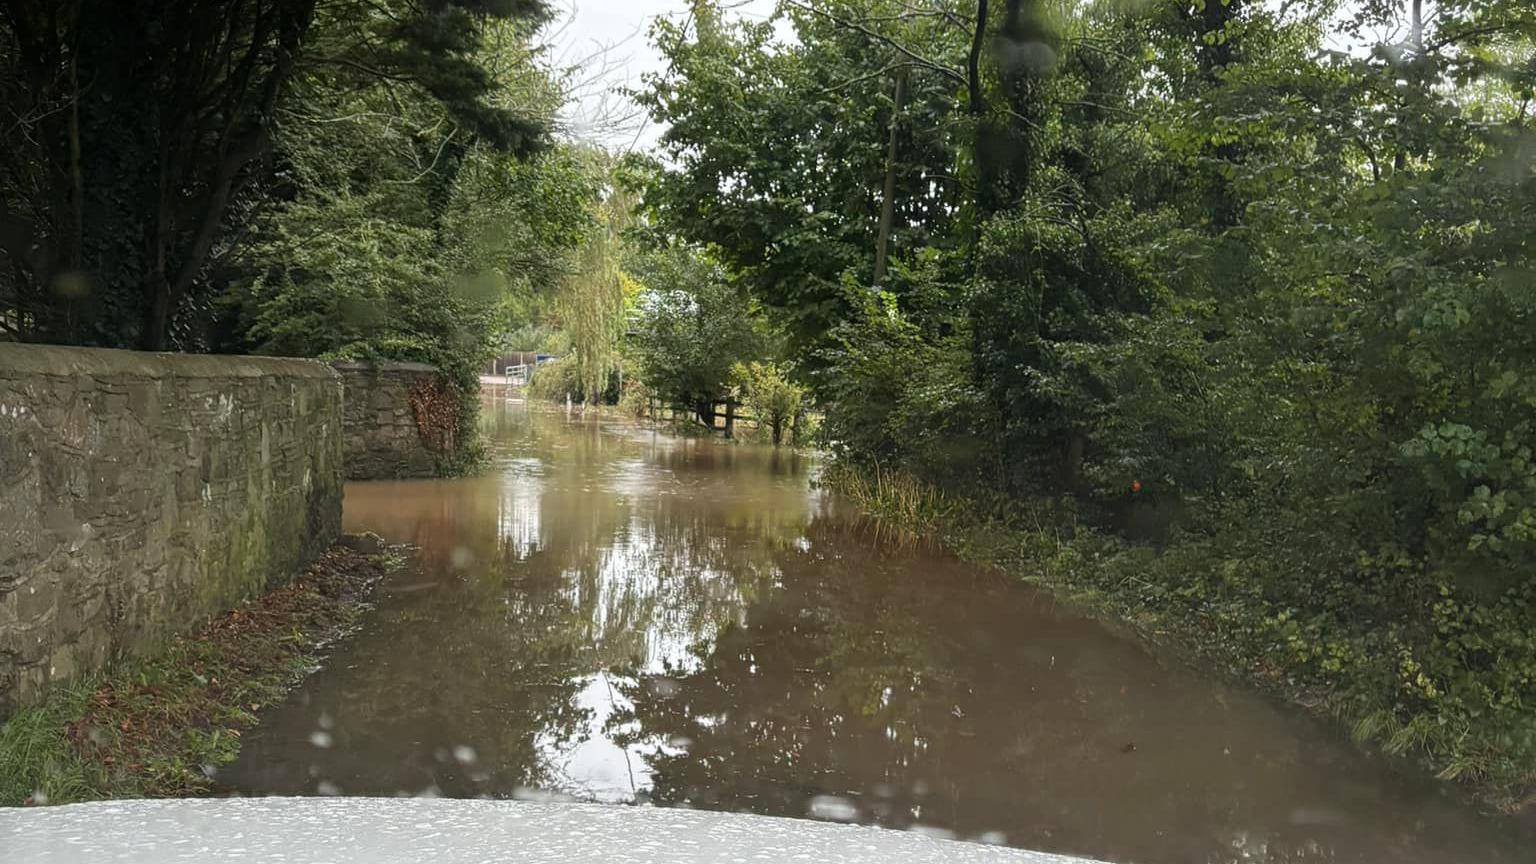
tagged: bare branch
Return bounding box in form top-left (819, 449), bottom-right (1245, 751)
top-left (818, 61), bottom-right (912, 95)
top-left (781, 0), bottom-right (967, 86)
top-left (312, 54), bottom-right (418, 82)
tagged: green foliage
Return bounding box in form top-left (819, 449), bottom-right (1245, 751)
top-left (970, 202), bottom-right (1159, 492)
top-left (730, 360), bottom-right (806, 445)
top-left (818, 461), bottom-right (952, 547)
top-left (319, 0), bottom-right (555, 156)
top-left (0, 681), bottom-right (102, 806)
top-left (818, 290), bottom-right (992, 488)
top-left (637, 0), bottom-right (1536, 811)
top-left (633, 0), bottom-right (971, 355)
top-left (218, 17), bottom-right (590, 472)
top-left (616, 378), bottom-right (654, 419)
top-left (0, 0), bottom-right (554, 350)
top-left (526, 356), bottom-right (581, 403)
top-left (629, 245), bottom-right (766, 425)
top-left (557, 156), bottom-right (632, 406)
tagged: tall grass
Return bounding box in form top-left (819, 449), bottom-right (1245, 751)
top-left (819, 462), bottom-right (952, 547)
top-left (0, 682), bottom-right (102, 805)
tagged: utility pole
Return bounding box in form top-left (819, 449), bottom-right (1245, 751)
top-left (873, 66), bottom-right (907, 287)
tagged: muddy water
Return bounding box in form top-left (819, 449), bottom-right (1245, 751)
top-left (225, 402), bottom-right (1530, 864)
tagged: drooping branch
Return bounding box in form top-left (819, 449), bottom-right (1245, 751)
top-left (1426, 21), bottom-right (1527, 53)
top-left (817, 61), bottom-right (910, 95)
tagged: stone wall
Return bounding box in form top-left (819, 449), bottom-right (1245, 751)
top-left (0, 344), bottom-right (343, 713)
top-left (331, 361), bottom-right (447, 480)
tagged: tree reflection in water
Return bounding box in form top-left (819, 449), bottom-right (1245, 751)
top-left (224, 406), bottom-right (1526, 864)
top-left (610, 519), bottom-right (1524, 864)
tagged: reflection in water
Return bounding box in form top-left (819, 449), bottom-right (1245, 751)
top-left (224, 402), bottom-right (1530, 864)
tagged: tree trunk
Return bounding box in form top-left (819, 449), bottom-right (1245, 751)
top-left (967, 0), bottom-right (988, 117)
top-left (141, 280), bottom-right (171, 351)
top-left (1062, 429), bottom-right (1086, 490)
top-left (62, 49), bottom-right (84, 341)
top-left (968, 0), bottom-right (993, 223)
top-left (1190, 0), bottom-right (1243, 227)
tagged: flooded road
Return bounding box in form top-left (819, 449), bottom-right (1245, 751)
top-left (226, 402), bottom-right (1529, 864)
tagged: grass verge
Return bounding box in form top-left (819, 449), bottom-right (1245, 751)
top-left (0, 541), bottom-right (397, 806)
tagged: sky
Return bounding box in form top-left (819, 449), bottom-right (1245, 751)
top-left (540, 1), bottom-right (1387, 151)
top-left (545, 0), bottom-right (781, 151)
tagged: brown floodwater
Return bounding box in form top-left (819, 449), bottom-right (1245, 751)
top-left (224, 400), bottom-right (1532, 864)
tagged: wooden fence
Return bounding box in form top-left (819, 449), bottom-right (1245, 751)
top-left (642, 398), bottom-right (821, 442)
top-left (644, 398), bottom-right (756, 435)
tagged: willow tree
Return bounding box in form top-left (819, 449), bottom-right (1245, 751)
top-left (559, 171), bottom-right (633, 406)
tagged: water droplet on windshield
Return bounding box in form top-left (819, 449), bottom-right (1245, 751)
top-left (807, 795), bottom-right (859, 822)
top-left (450, 545), bottom-right (475, 569)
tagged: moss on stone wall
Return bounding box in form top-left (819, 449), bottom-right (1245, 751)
top-left (0, 344), bottom-right (343, 714)
top-left (0, 542), bottom-right (393, 805)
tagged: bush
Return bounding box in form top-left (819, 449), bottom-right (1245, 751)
top-left (730, 361), bottom-right (805, 445)
top-left (818, 291), bottom-right (995, 489)
top-left (617, 378), bottom-right (653, 419)
top-left (527, 357), bottom-right (582, 403)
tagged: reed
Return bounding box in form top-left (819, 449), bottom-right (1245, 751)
top-left (819, 462), bottom-right (952, 548)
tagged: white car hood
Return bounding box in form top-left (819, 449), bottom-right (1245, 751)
top-left (1, 797), bottom-right (1102, 863)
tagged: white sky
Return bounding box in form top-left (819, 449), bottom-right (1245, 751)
top-left (540, 0), bottom-right (1388, 151)
top-left (545, 0), bottom-right (780, 151)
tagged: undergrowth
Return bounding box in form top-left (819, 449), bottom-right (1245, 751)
top-left (821, 461), bottom-right (1536, 815)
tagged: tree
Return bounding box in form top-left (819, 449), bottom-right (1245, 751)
top-left (630, 245), bottom-right (765, 429)
top-left (633, 0), bottom-right (972, 356)
top-left (631, 0), bottom-right (1536, 805)
top-left (0, 0), bottom-right (552, 349)
top-left (558, 157), bottom-right (633, 407)
top-left (220, 10), bottom-right (589, 471)
top-left (732, 361), bottom-right (805, 445)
